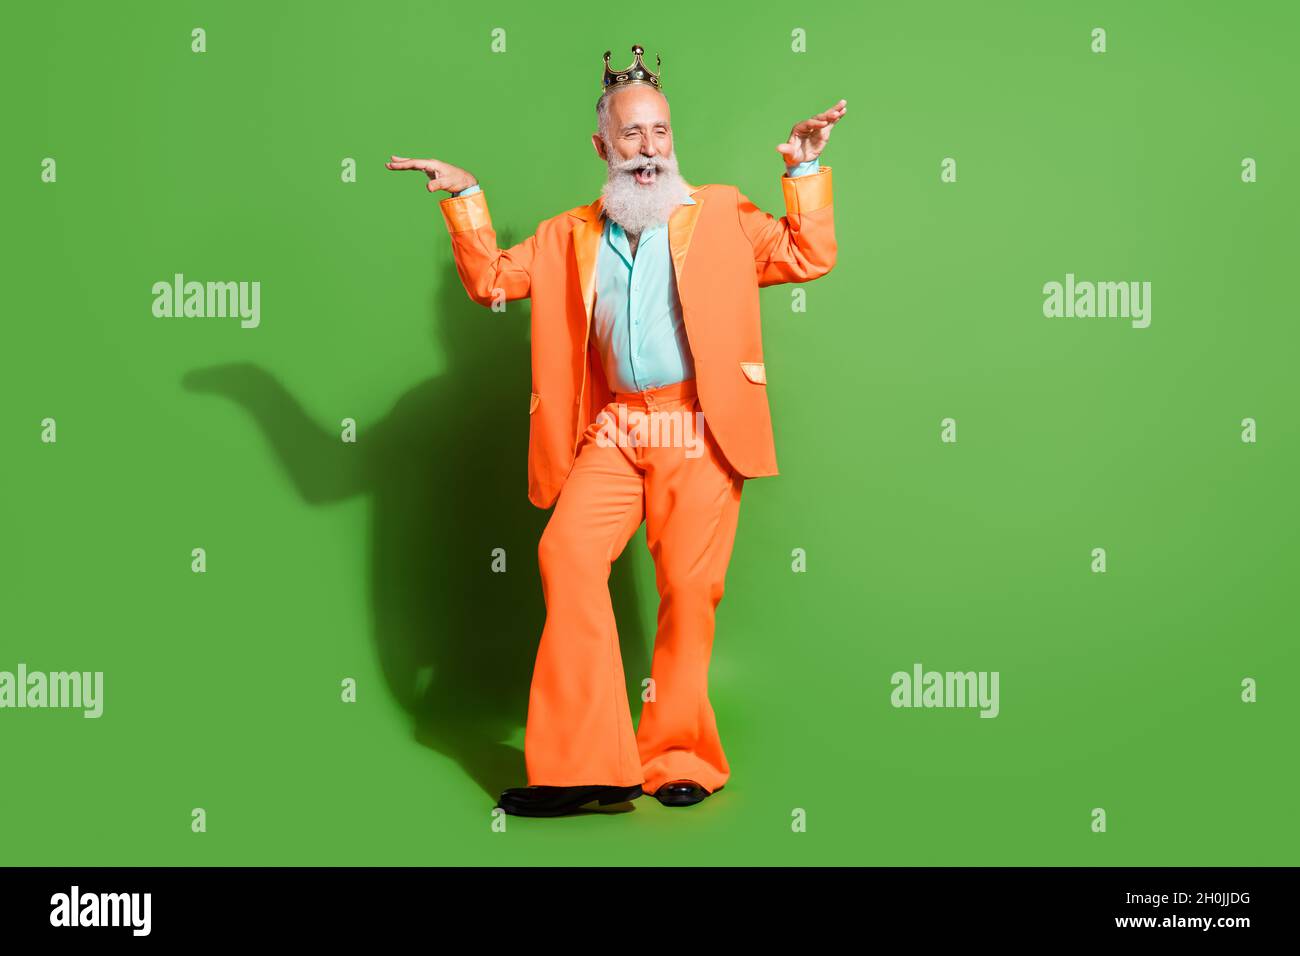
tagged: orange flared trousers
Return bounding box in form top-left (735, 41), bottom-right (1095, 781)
top-left (525, 379), bottom-right (744, 795)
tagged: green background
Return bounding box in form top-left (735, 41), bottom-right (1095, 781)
top-left (3, 1), bottom-right (1296, 865)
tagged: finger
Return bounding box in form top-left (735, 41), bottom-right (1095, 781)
top-left (387, 159), bottom-right (437, 172)
top-left (816, 102), bottom-right (848, 123)
top-left (792, 118), bottom-right (829, 136)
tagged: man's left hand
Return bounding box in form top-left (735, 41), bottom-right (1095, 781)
top-left (777, 99), bottom-right (848, 165)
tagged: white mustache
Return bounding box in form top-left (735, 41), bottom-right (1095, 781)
top-left (611, 155), bottom-right (668, 174)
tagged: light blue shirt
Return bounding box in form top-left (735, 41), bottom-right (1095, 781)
top-left (591, 199), bottom-right (696, 392)
top-left (452, 159), bottom-right (820, 393)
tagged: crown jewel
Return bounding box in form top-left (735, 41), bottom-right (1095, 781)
top-left (602, 44), bottom-right (662, 92)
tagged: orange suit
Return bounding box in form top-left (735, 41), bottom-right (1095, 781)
top-left (439, 167), bottom-right (836, 793)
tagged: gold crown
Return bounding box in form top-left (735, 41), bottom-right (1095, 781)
top-left (602, 44), bottom-right (662, 93)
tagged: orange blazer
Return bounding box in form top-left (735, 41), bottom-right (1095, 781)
top-left (439, 166), bottom-right (836, 508)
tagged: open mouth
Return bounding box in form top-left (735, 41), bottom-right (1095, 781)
top-left (633, 163), bottom-right (658, 185)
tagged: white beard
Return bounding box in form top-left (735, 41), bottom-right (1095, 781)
top-left (599, 144), bottom-right (690, 235)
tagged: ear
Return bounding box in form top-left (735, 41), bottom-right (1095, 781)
top-left (591, 133), bottom-right (607, 161)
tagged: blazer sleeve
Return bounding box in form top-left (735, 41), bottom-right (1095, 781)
top-left (736, 165), bottom-right (837, 287)
top-left (438, 190), bottom-right (536, 306)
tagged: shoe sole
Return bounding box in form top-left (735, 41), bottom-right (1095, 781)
top-left (498, 785), bottom-right (644, 818)
top-left (655, 794), bottom-right (708, 807)
top-left (654, 784), bottom-right (721, 807)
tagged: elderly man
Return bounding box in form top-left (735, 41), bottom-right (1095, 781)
top-left (389, 45), bottom-right (844, 817)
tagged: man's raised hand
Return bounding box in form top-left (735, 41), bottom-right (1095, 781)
top-left (776, 99), bottom-right (848, 166)
top-left (385, 155), bottom-right (479, 195)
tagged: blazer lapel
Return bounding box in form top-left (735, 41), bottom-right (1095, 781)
top-left (570, 197), bottom-right (605, 335)
top-left (668, 187), bottom-right (704, 287)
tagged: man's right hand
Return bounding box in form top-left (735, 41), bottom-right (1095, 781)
top-left (385, 156), bottom-right (478, 195)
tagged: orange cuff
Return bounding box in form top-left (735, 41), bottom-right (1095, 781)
top-left (440, 190), bottom-right (492, 233)
top-left (780, 164), bottom-right (832, 215)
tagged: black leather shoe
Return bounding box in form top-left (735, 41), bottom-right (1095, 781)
top-left (653, 780), bottom-right (712, 807)
top-left (495, 784), bottom-right (643, 817)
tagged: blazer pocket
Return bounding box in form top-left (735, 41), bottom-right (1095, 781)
top-left (740, 362), bottom-right (767, 385)
top-left (529, 392), bottom-right (540, 415)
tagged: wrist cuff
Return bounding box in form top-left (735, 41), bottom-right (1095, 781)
top-left (440, 190), bottom-right (491, 233)
top-left (780, 164), bottom-right (832, 214)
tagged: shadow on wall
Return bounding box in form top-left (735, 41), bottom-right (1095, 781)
top-left (180, 239), bottom-right (650, 801)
